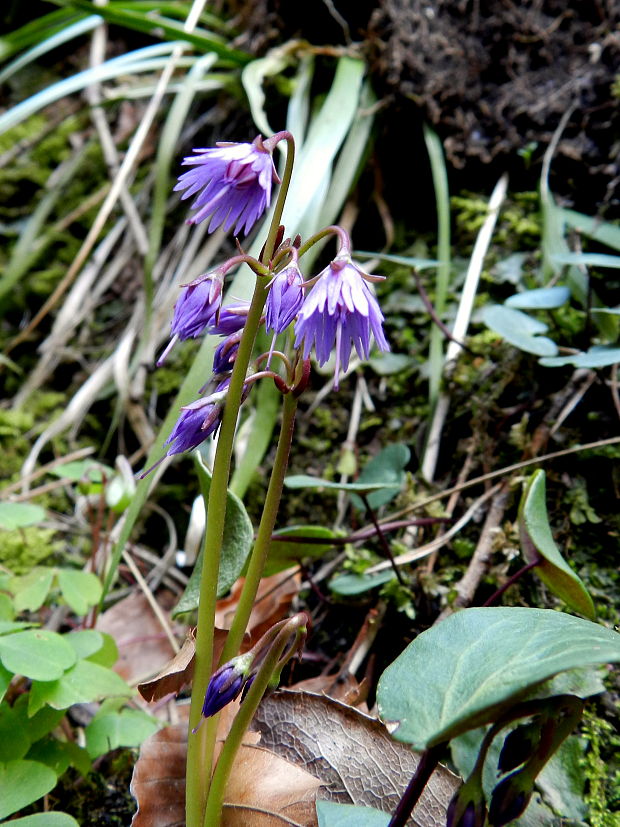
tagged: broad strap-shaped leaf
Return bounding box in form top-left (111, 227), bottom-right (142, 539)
top-left (264, 525), bottom-right (337, 576)
top-left (519, 470), bottom-right (595, 619)
top-left (173, 456), bottom-right (254, 616)
top-left (505, 286), bottom-right (570, 310)
top-left (0, 502), bottom-right (45, 530)
top-left (377, 607), bottom-right (620, 750)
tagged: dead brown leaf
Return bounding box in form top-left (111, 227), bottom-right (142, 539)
top-left (131, 700), bottom-right (321, 827)
top-left (97, 592), bottom-right (177, 685)
top-left (131, 689), bottom-right (458, 826)
top-left (252, 690), bottom-right (460, 827)
top-left (138, 630), bottom-right (196, 703)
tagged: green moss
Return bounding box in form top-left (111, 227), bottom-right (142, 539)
top-left (0, 527), bottom-right (61, 573)
top-left (582, 706), bottom-right (620, 826)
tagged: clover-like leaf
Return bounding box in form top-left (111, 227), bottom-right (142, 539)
top-left (519, 470), bottom-right (595, 619)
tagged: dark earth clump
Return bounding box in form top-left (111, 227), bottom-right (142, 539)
top-left (229, 0), bottom-right (620, 212)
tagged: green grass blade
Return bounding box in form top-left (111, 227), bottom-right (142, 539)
top-left (0, 15), bottom-right (101, 85)
top-left (53, 0), bottom-right (250, 64)
top-left (423, 124), bottom-right (451, 410)
top-left (0, 45), bottom-right (194, 134)
top-left (0, 8), bottom-right (83, 60)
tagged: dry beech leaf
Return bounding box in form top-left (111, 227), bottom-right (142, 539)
top-left (138, 630), bottom-right (196, 703)
top-left (216, 569), bottom-right (301, 648)
top-left (131, 700), bottom-right (321, 827)
top-left (291, 673), bottom-right (368, 710)
top-left (97, 592), bottom-right (177, 685)
top-left (252, 690), bottom-right (460, 827)
top-left (222, 743), bottom-right (321, 826)
top-left (131, 721), bottom-right (187, 827)
top-left (137, 628), bottom-right (230, 703)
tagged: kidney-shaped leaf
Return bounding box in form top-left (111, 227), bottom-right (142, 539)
top-left (377, 607), bottom-right (620, 750)
top-left (482, 305), bottom-right (558, 356)
top-left (350, 444), bottom-right (410, 510)
top-left (316, 801), bottom-right (390, 826)
top-left (519, 471), bottom-right (595, 619)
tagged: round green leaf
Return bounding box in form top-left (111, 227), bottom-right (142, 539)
top-left (519, 471), bottom-right (595, 619)
top-left (377, 607), bottom-right (620, 750)
top-left (8, 813), bottom-right (79, 827)
top-left (56, 569), bottom-right (102, 615)
top-left (0, 759), bottom-right (57, 819)
top-left (11, 568), bottom-right (55, 612)
top-left (0, 629), bottom-right (76, 681)
top-left (28, 660), bottom-right (131, 715)
top-left (316, 800), bottom-right (390, 826)
top-left (85, 709), bottom-right (160, 758)
top-left (0, 502), bottom-right (46, 530)
top-left (85, 631), bottom-right (118, 667)
top-left (64, 629), bottom-right (104, 660)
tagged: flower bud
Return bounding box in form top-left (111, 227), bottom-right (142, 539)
top-left (197, 653), bottom-right (254, 722)
top-left (446, 779), bottom-right (487, 827)
top-left (488, 771), bottom-right (533, 826)
top-left (497, 719), bottom-right (542, 774)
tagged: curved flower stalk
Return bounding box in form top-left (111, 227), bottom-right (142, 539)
top-left (148, 129), bottom-right (393, 827)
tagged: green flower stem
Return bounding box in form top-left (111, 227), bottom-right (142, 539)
top-left (296, 224), bottom-right (346, 259)
top-left (219, 390), bottom-right (298, 665)
top-left (185, 278), bottom-right (267, 827)
top-left (185, 132), bottom-right (296, 827)
top-left (262, 133), bottom-right (295, 266)
top-left (203, 615), bottom-right (307, 826)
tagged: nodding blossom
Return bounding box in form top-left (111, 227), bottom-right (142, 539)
top-left (174, 137), bottom-right (278, 235)
top-left (294, 254), bottom-right (389, 389)
top-left (212, 333), bottom-right (241, 375)
top-left (157, 274), bottom-right (222, 366)
top-left (265, 264), bottom-right (304, 334)
top-left (164, 381), bottom-right (229, 456)
top-left (207, 302), bottom-right (250, 336)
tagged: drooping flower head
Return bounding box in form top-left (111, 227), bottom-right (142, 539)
top-left (164, 380), bottom-right (229, 456)
top-left (294, 254), bottom-right (389, 389)
top-left (157, 272), bottom-right (223, 366)
top-left (174, 136), bottom-right (279, 236)
top-left (265, 264), bottom-right (304, 335)
top-left (212, 332), bottom-right (241, 375)
top-left (207, 301), bottom-right (250, 336)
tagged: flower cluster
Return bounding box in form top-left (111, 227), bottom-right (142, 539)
top-left (154, 134), bottom-right (390, 465)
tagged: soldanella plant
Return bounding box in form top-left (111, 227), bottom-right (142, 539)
top-left (148, 130), bottom-right (389, 826)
